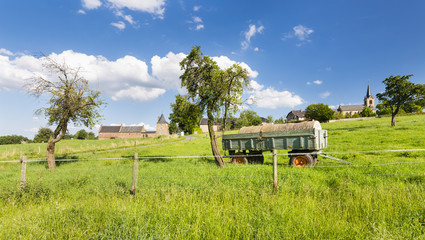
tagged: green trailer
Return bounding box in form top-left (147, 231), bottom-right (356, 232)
top-left (222, 121), bottom-right (328, 167)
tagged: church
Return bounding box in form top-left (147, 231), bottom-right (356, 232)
top-left (337, 85), bottom-right (376, 116)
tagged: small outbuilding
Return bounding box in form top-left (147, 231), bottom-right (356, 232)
top-left (286, 110), bottom-right (306, 122)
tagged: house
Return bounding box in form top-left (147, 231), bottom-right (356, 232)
top-left (286, 110), bottom-right (306, 122)
top-left (199, 118), bottom-right (221, 133)
top-left (98, 114), bottom-right (169, 140)
top-left (337, 85), bottom-right (376, 116)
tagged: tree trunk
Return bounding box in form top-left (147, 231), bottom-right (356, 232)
top-left (207, 111), bottom-right (225, 168)
top-left (46, 138), bottom-right (56, 170)
top-left (391, 114), bottom-right (396, 126)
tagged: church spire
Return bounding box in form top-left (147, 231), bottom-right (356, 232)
top-left (366, 84), bottom-right (372, 98)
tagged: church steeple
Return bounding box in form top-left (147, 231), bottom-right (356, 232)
top-left (364, 84), bottom-right (375, 110)
top-left (366, 84), bottom-right (372, 98)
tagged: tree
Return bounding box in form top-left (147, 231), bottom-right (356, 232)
top-left (274, 117), bottom-right (285, 124)
top-left (360, 106), bottom-right (375, 117)
top-left (266, 115), bottom-right (274, 123)
top-left (33, 128), bottom-right (53, 143)
top-left (305, 103), bottom-right (335, 122)
top-left (376, 75), bottom-right (425, 126)
top-left (238, 110), bottom-right (262, 127)
top-left (27, 56), bottom-right (104, 170)
top-left (87, 132), bottom-right (96, 140)
top-left (180, 46), bottom-right (249, 167)
top-left (0, 135), bottom-right (30, 145)
top-left (169, 95), bottom-right (202, 134)
top-left (75, 129), bottom-right (88, 140)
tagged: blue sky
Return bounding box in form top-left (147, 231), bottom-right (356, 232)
top-left (1, 0), bottom-right (425, 138)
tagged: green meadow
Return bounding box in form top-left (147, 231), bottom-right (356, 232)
top-left (1, 115), bottom-right (425, 239)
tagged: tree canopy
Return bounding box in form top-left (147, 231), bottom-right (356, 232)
top-left (33, 128), bottom-right (53, 143)
top-left (305, 103), bottom-right (335, 122)
top-left (238, 110), bottom-right (262, 127)
top-left (180, 46), bottom-right (249, 167)
top-left (169, 95), bottom-right (202, 134)
top-left (376, 75), bottom-right (425, 126)
top-left (27, 56), bottom-right (104, 169)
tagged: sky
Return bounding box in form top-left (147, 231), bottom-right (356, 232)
top-left (1, 0), bottom-right (425, 138)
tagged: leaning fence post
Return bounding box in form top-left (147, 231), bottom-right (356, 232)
top-left (273, 149), bottom-right (278, 192)
top-left (130, 152), bottom-right (138, 195)
top-left (20, 156), bottom-right (27, 189)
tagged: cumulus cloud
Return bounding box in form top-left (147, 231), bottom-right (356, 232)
top-left (188, 16), bottom-right (204, 31)
top-left (193, 5), bottom-right (201, 11)
top-left (247, 80), bottom-right (304, 109)
top-left (81, 0), bottom-right (165, 27)
top-left (241, 24), bottom-right (264, 50)
top-left (0, 48), bottom-right (13, 56)
top-left (320, 91), bottom-right (331, 99)
top-left (77, 9), bottom-right (87, 14)
top-left (283, 24), bottom-right (314, 46)
top-left (82, 0), bottom-right (102, 9)
top-left (111, 21), bottom-right (126, 30)
top-left (0, 49), bottom-right (260, 102)
top-left (212, 56), bottom-right (258, 78)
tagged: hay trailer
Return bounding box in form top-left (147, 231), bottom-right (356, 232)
top-left (222, 121), bottom-right (328, 167)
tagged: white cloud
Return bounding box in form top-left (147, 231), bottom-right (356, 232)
top-left (0, 50), bottom-right (258, 102)
top-left (212, 56), bottom-right (258, 78)
top-left (193, 5), bottom-right (201, 11)
top-left (320, 91), bottom-right (331, 99)
top-left (0, 48), bottom-right (13, 56)
top-left (81, 0), bottom-right (166, 26)
top-left (77, 9), bottom-right (87, 14)
top-left (82, 0), bottom-right (102, 9)
top-left (189, 16), bottom-right (204, 31)
top-left (313, 80), bottom-right (322, 85)
top-left (241, 24), bottom-right (264, 50)
top-left (293, 25), bottom-right (314, 41)
top-left (282, 24), bottom-right (314, 46)
top-left (112, 86), bottom-right (165, 101)
top-left (193, 16), bottom-right (202, 23)
top-left (111, 21), bottom-right (126, 30)
top-left (107, 0), bottom-right (165, 17)
top-left (195, 24), bottom-right (204, 30)
top-left (247, 80), bottom-right (304, 109)
top-left (254, 47), bottom-right (259, 52)
top-left (114, 10), bottom-right (135, 25)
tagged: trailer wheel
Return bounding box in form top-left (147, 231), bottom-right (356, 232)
top-left (289, 154), bottom-right (314, 167)
top-left (232, 153), bottom-right (248, 164)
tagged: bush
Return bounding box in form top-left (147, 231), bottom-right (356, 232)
top-left (0, 135), bottom-right (30, 145)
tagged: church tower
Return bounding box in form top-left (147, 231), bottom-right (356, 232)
top-left (364, 84), bottom-right (375, 110)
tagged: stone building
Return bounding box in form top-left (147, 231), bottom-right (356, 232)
top-left (337, 85), bottom-right (376, 116)
top-left (286, 110), bottom-right (306, 122)
top-left (199, 118), bottom-right (221, 133)
top-left (98, 114), bottom-right (169, 140)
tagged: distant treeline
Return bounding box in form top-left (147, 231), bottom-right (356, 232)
top-left (0, 135), bottom-right (31, 145)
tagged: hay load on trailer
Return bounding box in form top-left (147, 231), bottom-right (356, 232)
top-left (222, 121), bottom-right (328, 167)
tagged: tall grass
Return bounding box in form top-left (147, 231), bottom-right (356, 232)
top-left (1, 115), bottom-right (425, 239)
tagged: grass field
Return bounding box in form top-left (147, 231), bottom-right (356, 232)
top-left (1, 115), bottom-right (425, 239)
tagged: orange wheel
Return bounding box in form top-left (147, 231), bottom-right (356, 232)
top-left (289, 154), bottom-right (314, 167)
top-left (232, 153), bottom-right (248, 164)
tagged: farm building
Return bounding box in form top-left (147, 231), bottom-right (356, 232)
top-left (98, 114), bottom-right (169, 140)
top-left (337, 85), bottom-right (376, 116)
top-left (286, 110), bottom-right (306, 122)
top-left (199, 118), bottom-right (221, 133)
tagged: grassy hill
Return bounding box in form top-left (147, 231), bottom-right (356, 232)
top-left (1, 115), bottom-right (425, 239)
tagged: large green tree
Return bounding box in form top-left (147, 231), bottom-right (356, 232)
top-left (238, 110), bottom-right (262, 127)
top-left (305, 103), bottom-right (335, 122)
top-left (33, 128), bottom-right (53, 143)
top-left (376, 75), bottom-right (425, 126)
top-left (180, 46), bottom-right (249, 167)
top-left (169, 95), bottom-right (202, 134)
top-left (27, 56), bottom-right (104, 170)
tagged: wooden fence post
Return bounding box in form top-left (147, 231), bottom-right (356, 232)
top-left (273, 149), bottom-right (278, 192)
top-left (20, 156), bottom-right (27, 189)
top-left (130, 152), bottom-right (138, 195)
